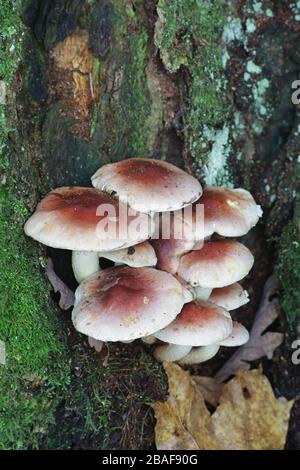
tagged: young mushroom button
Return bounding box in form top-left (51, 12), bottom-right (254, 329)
top-left (72, 266), bottom-right (187, 342)
top-left (91, 158), bottom-right (202, 213)
top-left (177, 241), bottom-right (254, 296)
top-left (24, 187), bottom-right (153, 283)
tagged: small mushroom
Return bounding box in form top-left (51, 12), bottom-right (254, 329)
top-left (179, 321), bottom-right (249, 365)
top-left (72, 266), bottom-right (187, 342)
top-left (150, 212), bottom-right (196, 274)
top-left (177, 240), bottom-right (254, 290)
top-left (98, 241), bottom-right (157, 268)
top-left (153, 300), bottom-right (232, 362)
top-left (24, 187), bottom-right (153, 283)
top-left (209, 283), bottom-right (249, 311)
top-left (194, 186), bottom-right (263, 238)
top-left (91, 157), bottom-right (202, 213)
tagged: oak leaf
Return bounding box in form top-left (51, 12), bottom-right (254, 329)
top-left (151, 363), bottom-right (293, 450)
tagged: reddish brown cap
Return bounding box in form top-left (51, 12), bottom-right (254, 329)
top-left (91, 158), bottom-right (202, 213)
top-left (24, 187), bottom-right (153, 251)
top-left (209, 283), bottom-right (249, 311)
top-left (177, 241), bottom-right (254, 288)
top-left (154, 300), bottom-right (232, 346)
top-left (194, 187), bottom-right (262, 238)
top-left (72, 266), bottom-right (185, 341)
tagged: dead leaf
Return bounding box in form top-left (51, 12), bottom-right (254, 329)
top-left (215, 276), bottom-right (283, 382)
top-left (211, 368), bottom-right (293, 450)
top-left (46, 258), bottom-right (75, 310)
top-left (151, 363), bottom-right (220, 450)
top-left (151, 363), bottom-right (293, 450)
top-left (193, 376), bottom-right (223, 407)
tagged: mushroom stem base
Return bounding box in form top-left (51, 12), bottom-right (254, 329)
top-left (72, 251), bottom-right (100, 283)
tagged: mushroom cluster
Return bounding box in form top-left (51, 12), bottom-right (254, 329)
top-left (24, 158), bottom-right (262, 365)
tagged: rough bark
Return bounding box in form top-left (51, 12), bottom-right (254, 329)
top-left (0, 0), bottom-right (299, 450)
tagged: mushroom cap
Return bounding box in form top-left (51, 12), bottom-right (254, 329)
top-left (195, 187), bottom-right (262, 238)
top-left (150, 212), bottom-right (196, 274)
top-left (98, 241), bottom-right (157, 267)
top-left (154, 300), bottom-right (232, 346)
top-left (91, 158), bottom-right (202, 213)
top-left (24, 187), bottom-right (153, 251)
top-left (177, 241), bottom-right (254, 288)
top-left (219, 321), bottom-right (249, 347)
top-left (209, 283), bottom-right (249, 311)
top-left (72, 266), bottom-right (185, 342)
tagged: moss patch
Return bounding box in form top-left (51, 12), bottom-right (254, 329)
top-left (154, 0), bottom-right (233, 184)
top-left (276, 220), bottom-right (300, 324)
top-left (0, 0), bottom-right (71, 450)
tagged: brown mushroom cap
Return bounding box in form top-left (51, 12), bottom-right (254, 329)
top-left (91, 158), bottom-right (202, 213)
top-left (154, 300), bottom-right (232, 346)
top-left (194, 187), bottom-right (262, 238)
top-left (72, 266), bottom-right (185, 342)
top-left (98, 241), bottom-right (157, 267)
top-left (24, 187), bottom-right (153, 251)
top-left (209, 283), bottom-right (249, 311)
top-left (177, 241), bottom-right (254, 288)
top-left (219, 321), bottom-right (249, 347)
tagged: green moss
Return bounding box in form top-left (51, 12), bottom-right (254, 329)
top-left (155, 0), bottom-right (233, 184)
top-left (0, 0), bottom-right (72, 450)
top-left (276, 220), bottom-right (300, 324)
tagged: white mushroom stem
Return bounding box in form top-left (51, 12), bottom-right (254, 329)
top-left (154, 344), bottom-right (192, 362)
top-left (178, 344), bottom-right (220, 365)
top-left (72, 251), bottom-right (100, 283)
top-left (194, 287), bottom-right (213, 300)
top-left (141, 335), bottom-right (157, 345)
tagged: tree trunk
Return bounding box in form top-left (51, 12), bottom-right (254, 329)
top-left (0, 0), bottom-right (299, 450)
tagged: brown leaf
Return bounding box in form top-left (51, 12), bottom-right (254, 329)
top-left (151, 363), bottom-right (293, 450)
top-left (151, 363), bottom-right (220, 450)
top-left (211, 368), bottom-right (293, 450)
top-left (46, 258), bottom-right (75, 310)
top-left (215, 276), bottom-right (283, 382)
top-left (193, 376), bottom-right (223, 407)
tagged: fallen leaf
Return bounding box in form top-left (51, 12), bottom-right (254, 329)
top-left (215, 276), bottom-right (283, 382)
top-left (151, 363), bottom-right (293, 450)
top-left (46, 258), bottom-right (75, 310)
top-left (151, 362), bottom-right (220, 450)
top-left (193, 376), bottom-right (223, 407)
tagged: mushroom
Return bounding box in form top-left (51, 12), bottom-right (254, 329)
top-left (72, 266), bottom-right (187, 342)
top-left (177, 241), bottom-right (254, 298)
top-left (98, 240), bottom-right (157, 268)
top-left (209, 283), bottom-right (249, 311)
top-left (91, 158), bottom-right (202, 213)
top-left (153, 300), bottom-right (232, 362)
top-left (219, 321), bottom-right (249, 346)
top-left (24, 187), bottom-right (153, 283)
top-left (150, 211), bottom-right (196, 274)
top-left (179, 321), bottom-right (249, 365)
top-left (193, 186), bottom-right (263, 239)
